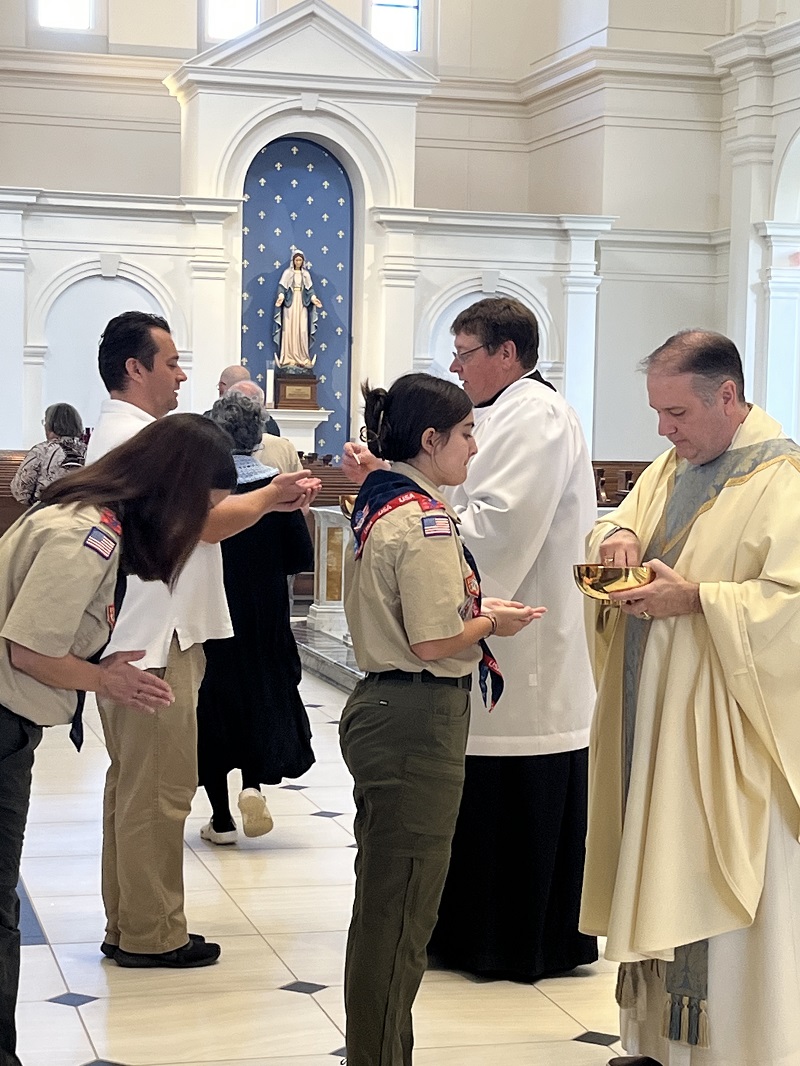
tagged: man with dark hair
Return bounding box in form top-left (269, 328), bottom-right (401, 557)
top-left (582, 330), bottom-right (800, 1066)
top-left (87, 311), bottom-right (320, 970)
top-left (345, 295), bottom-right (597, 981)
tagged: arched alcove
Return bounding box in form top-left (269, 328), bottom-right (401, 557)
top-left (774, 129), bottom-right (800, 222)
top-left (241, 136), bottom-right (355, 457)
top-left (42, 276), bottom-right (165, 435)
top-left (417, 279), bottom-right (560, 384)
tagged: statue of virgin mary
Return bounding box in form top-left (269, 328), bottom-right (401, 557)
top-left (273, 250), bottom-right (323, 372)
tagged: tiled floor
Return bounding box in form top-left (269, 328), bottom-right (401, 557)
top-left (17, 673), bottom-right (624, 1066)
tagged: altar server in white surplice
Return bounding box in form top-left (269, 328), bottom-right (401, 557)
top-left (344, 296), bottom-right (598, 980)
top-left (428, 296), bottom-right (598, 979)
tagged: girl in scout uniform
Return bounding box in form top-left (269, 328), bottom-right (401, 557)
top-left (0, 414), bottom-right (235, 1066)
top-left (340, 373), bottom-right (544, 1066)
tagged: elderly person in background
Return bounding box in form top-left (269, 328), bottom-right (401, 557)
top-left (10, 403), bottom-right (86, 505)
top-left (229, 380), bottom-right (301, 472)
top-left (196, 392), bottom-right (315, 844)
top-left (217, 364), bottom-right (250, 398)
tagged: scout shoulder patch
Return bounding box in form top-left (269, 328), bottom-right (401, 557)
top-left (84, 526), bottom-right (117, 560)
top-left (464, 571), bottom-right (480, 598)
top-left (107, 604), bottom-right (116, 629)
top-left (99, 508), bottom-right (122, 536)
top-left (421, 514), bottom-right (452, 538)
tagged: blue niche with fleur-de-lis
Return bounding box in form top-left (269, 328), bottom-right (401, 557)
top-left (241, 136), bottom-right (354, 461)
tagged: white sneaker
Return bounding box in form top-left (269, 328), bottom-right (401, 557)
top-left (200, 821), bottom-right (238, 846)
top-left (238, 788), bottom-right (274, 837)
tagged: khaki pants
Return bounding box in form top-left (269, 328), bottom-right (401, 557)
top-left (98, 636), bottom-right (205, 954)
top-left (339, 676), bottom-right (470, 1066)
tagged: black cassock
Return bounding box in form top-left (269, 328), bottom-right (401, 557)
top-left (196, 475), bottom-right (315, 786)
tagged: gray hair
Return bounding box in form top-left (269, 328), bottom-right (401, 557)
top-left (229, 380), bottom-right (265, 406)
top-left (45, 402), bottom-right (83, 438)
top-left (210, 393), bottom-right (263, 454)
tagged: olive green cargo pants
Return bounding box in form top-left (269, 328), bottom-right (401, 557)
top-left (339, 675), bottom-right (471, 1066)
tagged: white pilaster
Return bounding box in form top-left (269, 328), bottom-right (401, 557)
top-left (22, 345), bottom-right (47, 448)
top-left (380, 259), bottom-right (421, 386)
top-left (708, 35), bottom-right (777, 404)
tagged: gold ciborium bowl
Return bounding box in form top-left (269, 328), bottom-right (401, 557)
top-left (573, 564), bottom-right (654, 603)
top-left (339, 494), bottom-right (357, 519)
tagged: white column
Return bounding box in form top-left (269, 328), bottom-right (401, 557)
top-left (185, 199), bottom-right (241, 409)
top-left (0, 249), bottom-right (29, 448)
top-left (22, 346), bottom-right (47, 447)
top-left (762, 271), bottom-right (800, 436)
top-left (755, 221), bottom-right (800, 436)
top-left (725, 133), bottom-right (776, 404)
top-left (559, 218), bottom-right (610, 451)
top-left (380, 261), bottom-right (421, 386)
top-left (561, 274), bottom-right (602, 448)
top-left (709, 38), bottom-right (776, 405)
top-left (189, 259), bottom-right (230, 411)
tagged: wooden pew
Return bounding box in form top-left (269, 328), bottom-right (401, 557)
top-left (0, 451), bottom-right (27, 536)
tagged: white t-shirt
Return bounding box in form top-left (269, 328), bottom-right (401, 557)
top-left (86, 398), bottom-right (233, 669)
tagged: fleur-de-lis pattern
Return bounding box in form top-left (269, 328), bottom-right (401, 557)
top-left (242, 137), bottom-right (353, 458)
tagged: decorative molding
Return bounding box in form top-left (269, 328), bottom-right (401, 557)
top-left (0, 251), bottom-right (28, 271)
top-left (189, 259), bottom-right (230, 280)
top-left (599, 227), bottom-right (731, 250)
top-left (0, 188), bottom-right (240, 225)
top-left (23, 345), bottom-right (47, 366)
top-left (165, 0), bottom-right (437, 107)
top-left (0, 46), bottom-right (178, 92)
top-left (725, 132), bottom-right (776, 166)
top-left (372, 207), bottom-right (615, 240)
top-left (562, 275), bottom-right (602, 294)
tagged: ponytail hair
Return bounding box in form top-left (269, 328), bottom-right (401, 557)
top-left (361, 373), bottom-right (472, 462)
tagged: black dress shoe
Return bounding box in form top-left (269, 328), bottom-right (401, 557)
top-left (114, 937), bottom-right (220, 968)
top-left (101, 932), bottom-right (207, 962)
top-left (608, 1057), bottom-right (664, 1066)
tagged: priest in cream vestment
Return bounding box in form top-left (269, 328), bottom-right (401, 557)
top-left (581, 330), bottom-right (800, 1066)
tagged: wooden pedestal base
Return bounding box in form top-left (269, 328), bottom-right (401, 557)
top-left (276, 375), bottom-right (318, 410)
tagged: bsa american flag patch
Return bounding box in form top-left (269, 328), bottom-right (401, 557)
top-left (421, 514), bottom-right (451, 538)
top-left (84, 526), bottom-right (117, 560)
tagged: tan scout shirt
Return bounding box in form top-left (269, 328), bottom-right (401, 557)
top-left (0, 503), bottom-right (121, 727)
top-left (345, 462), bottom-right (481, 678)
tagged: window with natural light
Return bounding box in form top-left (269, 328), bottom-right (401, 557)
top-left (371, 0), bottom-right (420, 52)
top-left (37, 0), bottom-right (92, 29)
top-left (206, 0), bottom-right (259, 42)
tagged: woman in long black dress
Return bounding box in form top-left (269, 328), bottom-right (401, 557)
top-left (197, 393), bottom-right (315, 844)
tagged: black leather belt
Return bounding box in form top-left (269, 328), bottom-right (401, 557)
top-left (365, 669), bottom-right (472, 691)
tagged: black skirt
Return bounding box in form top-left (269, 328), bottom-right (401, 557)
top-left (196, 477), bottom-right (315, 786)
top-left (427, 747), bottom-right (598, 981)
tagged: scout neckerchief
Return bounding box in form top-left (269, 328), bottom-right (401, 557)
top-left (24, 501), bottom-right (126, 752)
top-left (351, 469), bottom-right (504, 708)
top-left (616, 434), bottom-right (800, 1051)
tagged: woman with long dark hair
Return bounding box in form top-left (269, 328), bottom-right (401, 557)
top-left (196, 393), bottom-right (315, 844)
top-left (0, 414), bottom-right (235, 1066)
top-left (339, 373), bottom-right (545, 1066)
